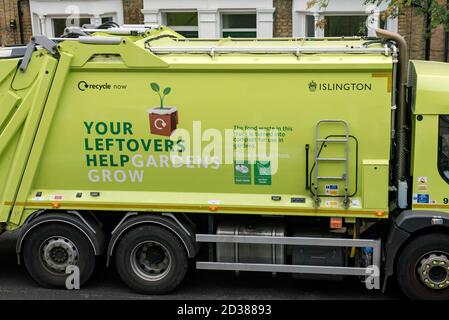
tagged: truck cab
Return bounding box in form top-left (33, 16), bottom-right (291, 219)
top-left (410, 61), bottom-right (449, 212)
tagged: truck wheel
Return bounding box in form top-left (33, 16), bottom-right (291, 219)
top-left (23, 223), bottom-right (96, 288)
top-left (115, 225), bottom-right (188, 294)
top-left (397, 233), bottom-right (449, 300)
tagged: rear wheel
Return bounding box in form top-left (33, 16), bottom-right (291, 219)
top-left (23, 223), bottom-right (96, 288)
top-left (115, 225), bottom-right (188, 294)
top-left (397, 233), bottom-right (449, 300)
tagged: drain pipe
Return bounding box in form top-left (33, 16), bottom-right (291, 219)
top-left (375, 28), bottom-right (409, 208)
top-left (17, 0), bottom-right (24, 44)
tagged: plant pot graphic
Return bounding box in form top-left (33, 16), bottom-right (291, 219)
top-left (148, 107), bottom-right (178, 136)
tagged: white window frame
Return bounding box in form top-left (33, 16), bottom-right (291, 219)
top-left (220, 10), bottom-right (257, 37)
top-left (100, 14), bottom-right (116, 24)
top-left (322, 13), bottom-right (369, 37)
top-left (50, 15), bottom-right (92, 37)
top-left (305, 14), bottom-right (315, 37)
top-left (162, 10), bottom-right (199, 35)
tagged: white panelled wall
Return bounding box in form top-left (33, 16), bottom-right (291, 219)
top-left (27, 0), bottom-right (398, 38)
top-left (142, 0), bottom-right (275, 38)
top-left (292, 0), bottom-right (398, 37)
top-left (29, 0), bottom-right (124, 37)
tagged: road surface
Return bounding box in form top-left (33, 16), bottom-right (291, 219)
top-left (0, 232), bottom-right (403, 300)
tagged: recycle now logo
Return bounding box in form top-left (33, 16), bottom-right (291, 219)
top-left (77, 80), bottom-right (127, 91)
top-left (308, 81), bottom-right (317, 92)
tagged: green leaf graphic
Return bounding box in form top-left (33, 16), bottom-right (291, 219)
top-left (150, 82), bottom-right (160, 92)
top-left (163, 87), bottom-right (171, 95)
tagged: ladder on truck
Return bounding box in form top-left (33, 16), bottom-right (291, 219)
top-left (313, 120), bottom-right (350, 208)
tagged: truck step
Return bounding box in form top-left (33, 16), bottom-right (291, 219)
top-left (317, 157), bottom-right (346, 161)
top-left (317, 176), bottom-right (345, 180)
top-left (195, 234), bottom-right (381, 278)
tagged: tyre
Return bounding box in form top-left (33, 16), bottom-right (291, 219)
top-left (397, 233), bottom-right (449, 300)
top-left (115, 225), bottom-right (188, 294)
top-left (23, 223), bottom-right (96, 288)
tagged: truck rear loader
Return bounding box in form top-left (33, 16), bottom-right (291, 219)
top-left (0, 24), bottom-right (448, 299)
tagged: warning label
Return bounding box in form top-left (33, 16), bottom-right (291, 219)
top-left (325, 184), bottom-right (339, 196)
top-left (417, 176), bottom-right (429, 193)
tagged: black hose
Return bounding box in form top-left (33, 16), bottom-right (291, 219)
top-left (97, 21), bottom-right (120, 29)
top-left (305, 144), bottom-right (309, 190)
top-left (60, 32), bottom-right (84, 38)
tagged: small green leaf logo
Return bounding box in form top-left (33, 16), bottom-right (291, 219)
top-left (150, 82), bottom-right (160, 92)
top-left (308, 80), bottom-right (317, 92)
top-left (150, 82), bottom-right (172, 109)
top-left (163, 87), bottom-right (171, 95)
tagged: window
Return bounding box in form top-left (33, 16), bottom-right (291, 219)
top-left (222, 13), bottom-right (257, 38)
top-left (325, 15), bottom-right (368, 37)
top-left (306, 15), bottom-right (315, 37)
top-left (438, 116), bottom-right (449, 182)
top-left (165, 12), bottom-right (198, 38)
top-left (379, 13), bottom-right (387, 30)
top-left (52, 17), bottom-right (91, 37)
top-left (101, 16), bottom-right (113, 24)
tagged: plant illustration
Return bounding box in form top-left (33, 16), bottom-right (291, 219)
top-left (150, 82), bottom-right (171, 109)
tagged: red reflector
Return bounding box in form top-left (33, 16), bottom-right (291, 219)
top-left (330, 217), bottom-right (343, 229)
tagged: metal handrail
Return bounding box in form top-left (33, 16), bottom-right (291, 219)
top-left (148, 45), bottom-right (391, 55)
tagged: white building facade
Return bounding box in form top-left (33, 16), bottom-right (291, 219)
top-left (292, 0), bottom-right (398, 38)
top-left (142, 0), bottom-right (275, 38)
top-left (27, 0), bottom-right (397, 38)
top-left (29, 0), bottom-right (124, 37)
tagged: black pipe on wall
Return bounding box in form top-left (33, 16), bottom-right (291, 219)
top-left (425, 11), bottom-right (431, 60)
top-left (17, 0), bottom-right (24, 44)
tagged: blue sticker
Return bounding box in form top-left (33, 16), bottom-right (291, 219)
top-left (417, 194), bottom-right (430, 204)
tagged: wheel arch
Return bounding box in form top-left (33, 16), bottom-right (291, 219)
top-left (16, 210), bottom-right (106, 264)
top-left (106, 212), bottom-right (199, 267)
top-left (383, 210), bottom-right (449, 291)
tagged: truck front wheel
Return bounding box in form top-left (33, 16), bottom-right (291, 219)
top-left (397, 233), bottom-right (449, 300)
top-left (23, 223), bottom-right (96, 288)
top-left (115, 225), bottom-right (188, 294)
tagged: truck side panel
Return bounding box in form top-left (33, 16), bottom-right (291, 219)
top-left (13, 63), bottom-right (391, 221)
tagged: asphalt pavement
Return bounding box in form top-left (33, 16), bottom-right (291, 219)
top-left (0, 232), bottom-right (403, 300)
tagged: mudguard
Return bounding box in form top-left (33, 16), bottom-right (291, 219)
top-left (106, 213), bottom-right (199, 266)
top-left (383, 210), bottom-right (449, 291)
top-left (16, 211), bottom-right (106, 264)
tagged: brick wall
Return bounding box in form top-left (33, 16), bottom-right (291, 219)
top-left (123, 0), bottom-right (143, 24)
top-left (0, 0), bottom-right (20, 45)
top-left (398, 5), bottom-right (449, 62)
top-left (0, 0), bottom-right (32, 46)
top-left (398, 6), bottom-right (426, 60)
top-left (273, 0), bottom-right (292, 37)
top-left (429, 25), bottom-right (446, 61)
top-left (429, 0), bottom-right (449, 62)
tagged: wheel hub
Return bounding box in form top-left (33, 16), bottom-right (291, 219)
top-left (40, 237), bottom-right (79, 273)
top-left (131, 241), bottom-right (171, 281)
top-left (418, 253), bottom-right (449, 290)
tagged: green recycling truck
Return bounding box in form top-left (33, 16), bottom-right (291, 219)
top-left (0, 24), bottom-right (449, 299)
